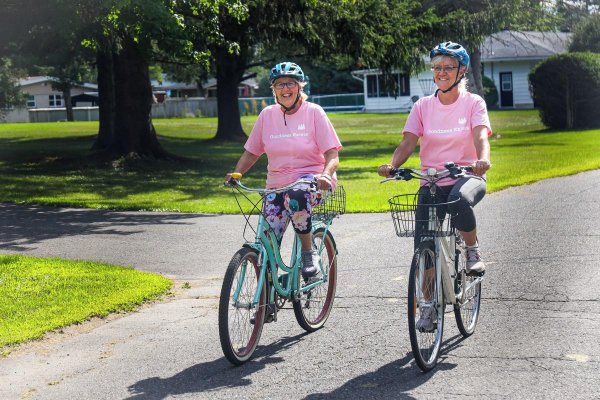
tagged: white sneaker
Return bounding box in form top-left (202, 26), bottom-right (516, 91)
top-left (466, 246), bottom-right (486, 273)
top-left (416, 304), bottom-right (437, 332)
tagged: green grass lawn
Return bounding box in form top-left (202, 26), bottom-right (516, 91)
top-left (0, 254), bottom-right (172, 350)
top-left (0, 110), bottom-right (599, 213)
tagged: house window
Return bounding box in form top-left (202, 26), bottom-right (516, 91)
top-left (367, 75), bottom-right (378, 98)
top-left (367, 73), bottom-right (410, 97)
top-left (398, 74), bottom-right (410, 96)
top-left (49, 94), bottom-right (63, 107)
top-left (26, 95), bottom-right (36, 108)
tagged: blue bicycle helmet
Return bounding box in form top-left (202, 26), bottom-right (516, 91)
top-left (430, 42), bottom-right (470, 67)
top-left (269, 62), bottom-right (305, 83)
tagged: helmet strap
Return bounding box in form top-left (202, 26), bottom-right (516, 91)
top-left (277, 92), bottom-right (301, 126)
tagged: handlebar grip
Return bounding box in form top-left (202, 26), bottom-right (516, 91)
top-left (230, 172), bottom-right (242, 180)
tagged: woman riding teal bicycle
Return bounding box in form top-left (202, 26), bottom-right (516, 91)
top-left (225, 61), bottom-right (342, 283)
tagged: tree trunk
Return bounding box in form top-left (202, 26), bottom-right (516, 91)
top-left (93, 49), bottom-right (116, 151)
top-left (93, 36), bottom-right (167, 159)
top-left (565, 79), bottom-right (573, 129)
top-left (468, 48), bottom-right (484, 97)
top-left (213, 47), bottom-right (247, 142)
top-left (62, 88), bottom-right (74, 121)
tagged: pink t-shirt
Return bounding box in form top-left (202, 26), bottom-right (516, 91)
top-left (403, 91), bottom-right (492, 186)
top-left (245, 101), bottom-right (342, 188)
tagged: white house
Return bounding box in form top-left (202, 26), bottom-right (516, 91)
top-left (480, 30), bottom-right (571, 108)
top-left (351, 31), bottom-right (572, 112)
top-left (18, 76), bottom-right (98, 108)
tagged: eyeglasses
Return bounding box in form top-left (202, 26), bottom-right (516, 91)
top-left (273, 81), bottom-right (298, 90)
top-left (431, 66), bottom-right (459, 73)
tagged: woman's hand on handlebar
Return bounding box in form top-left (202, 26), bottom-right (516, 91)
top-left (378, 164), bottom-right (395, 177)
top-left (224, 172), bottom-right (242, 186)
top-left (317, 174), bottom-right (333, 191)
top-left (470, 159), bottom-right (491, 176)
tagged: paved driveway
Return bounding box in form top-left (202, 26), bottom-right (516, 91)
top-left (1, 170), bottom-right (599, 399)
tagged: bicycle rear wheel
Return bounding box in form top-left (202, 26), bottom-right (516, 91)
top-left (219, 247), bottom-right (266, 365)
top-left (454, 248), bottom-right (482, 337)
top-left (293, 229), bottom-right (337, 332)
top-left (408, 240), bottom-right (444, 372)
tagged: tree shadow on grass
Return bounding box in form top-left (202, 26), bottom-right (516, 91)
top-left (125, 333), bottom-right (308, 399)
top-left (0, 203), bottom-right (207, 251)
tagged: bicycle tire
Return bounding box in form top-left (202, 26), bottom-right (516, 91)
top-left (293, 228), bottom-right (337, 332)
top-left (453, 247), bottom-right (482, 337)
top-left (408, 240), bottom-right (444, 372)
top-left (218, 247), bottom-right (266, 365)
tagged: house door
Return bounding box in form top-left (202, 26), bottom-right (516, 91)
top-left (499, 72), bottom-right (513, 108)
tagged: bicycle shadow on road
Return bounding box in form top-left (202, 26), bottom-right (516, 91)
top-left (303, 334), bottom-right (466, 400)
top-left (124, 333), bottom-right (308, 399)
top-left (0, 203), bottom-right (204, 251)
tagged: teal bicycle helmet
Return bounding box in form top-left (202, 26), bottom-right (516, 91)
top-left (430, 42), bottom-right (470, 67)
top-left (269, 62), bottom-right (305, 83)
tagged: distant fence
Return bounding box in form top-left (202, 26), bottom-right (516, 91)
top-left (239, 93), bottom-right (364, 115)
top-left (3, 93), bottom-right (365, 123)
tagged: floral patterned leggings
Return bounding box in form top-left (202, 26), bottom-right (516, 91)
top-left (263, 175), bottom-right (324, 242)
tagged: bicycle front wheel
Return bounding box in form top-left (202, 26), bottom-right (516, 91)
top-left (218, 247), bottom-right (266, 365)
top-left (293, 229), bottom-right (337, 332)
top-left (408, 240), bottom-right (444, 372)
top-left (454, 248), bottom-right (482, 337)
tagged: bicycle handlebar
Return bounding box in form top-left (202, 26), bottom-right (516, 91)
top-left (381, 162), bottom-right (474, 184)
top-left (225, 177), bottom-right (317, 194)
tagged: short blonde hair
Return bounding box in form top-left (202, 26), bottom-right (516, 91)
top-left (431, 55), bottom-right (469, 92)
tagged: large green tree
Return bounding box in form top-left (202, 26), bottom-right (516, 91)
top-left (0, 0), bottom-right (223, 159)
top-left (177, 0), bottom-right (439, 141)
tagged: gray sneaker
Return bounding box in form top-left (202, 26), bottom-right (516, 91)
top-left (416, 304), bottom-right (437, 332)
top-left (466, 246), bottom-right (486, 274)
top-left (301, 250), bottom-right (320, 281)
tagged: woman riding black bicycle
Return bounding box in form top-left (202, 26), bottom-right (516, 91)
top-left (378, 42), bottom-right (492, 330)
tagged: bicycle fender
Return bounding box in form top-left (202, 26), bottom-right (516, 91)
top-left (312, 227), bottom-right (338, 255)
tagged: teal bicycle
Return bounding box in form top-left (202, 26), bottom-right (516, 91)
top-left (219, 175), bottom-right (345, 365)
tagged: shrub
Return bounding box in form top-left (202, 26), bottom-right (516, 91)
top-left (482, 75), bottom-right (498, 108)
top-left (529, 52), bottom-right (600, 129)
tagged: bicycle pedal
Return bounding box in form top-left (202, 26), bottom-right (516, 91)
top-left (466, 270), bottom-right (485, 277)
top-left (303, 274), bottom-right (321, 287)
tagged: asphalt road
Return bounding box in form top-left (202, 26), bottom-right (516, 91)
top-left (1, 170), bottom-right (599, 399)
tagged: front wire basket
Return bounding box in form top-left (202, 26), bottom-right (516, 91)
top-left (388, 193), bottom-right (458, 238)
top-left (312, 185), bottom-right (346, 222)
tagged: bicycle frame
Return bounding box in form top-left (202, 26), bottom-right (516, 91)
top-left (229, 185), bottom-right (333, 312)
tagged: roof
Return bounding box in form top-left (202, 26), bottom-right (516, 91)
top-left (150, 75), bottom-right (258, 91)
top-left (150, 77), bottom-right (198, 91)
top-left (201, 77), bottom-right (259, 90)
top-left (18, 76), bottom-right (97, 90)
top-left (480, 31), bottom-right (572, 62)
